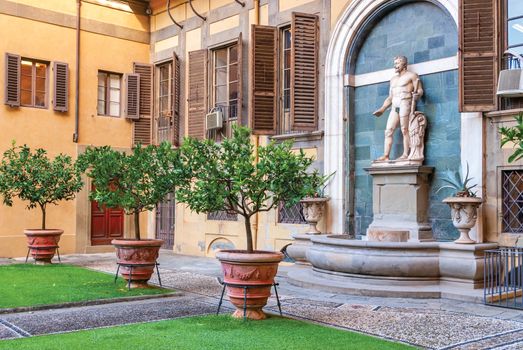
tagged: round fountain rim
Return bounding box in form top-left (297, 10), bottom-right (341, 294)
top-left (310, 234), bottom-right (441, 249)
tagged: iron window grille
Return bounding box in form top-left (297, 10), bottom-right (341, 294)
top-left (207, 210), bottom-right (238, 221)
top-left (502, 170), bottom-right (523, 233)
top-left (278, 201), bottom-right (307, 224)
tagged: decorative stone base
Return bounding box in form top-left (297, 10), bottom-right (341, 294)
top-left (365, 165), bottom-right (434, 242)
top-left (286, 234), bottom-right (498, 300)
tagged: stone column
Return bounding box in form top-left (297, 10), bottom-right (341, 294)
top-left (365, 165), bottom-right (434, 242)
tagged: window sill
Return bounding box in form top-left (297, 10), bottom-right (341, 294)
top-left (485, 108), bottom-right (523, 118)
top-left (95, 114), bottom-right (121, 118)
top-left (270, 130), bottom-right (324, 142)
top-left (20, 105), bottom-right (48, 110)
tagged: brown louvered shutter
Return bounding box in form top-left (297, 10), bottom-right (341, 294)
top-left (249, 25), bottom-right (277, 135)
top-left (459, 0), bottom-right (498, 112)
top-left (125, 73), bottom-right (140, 119)
top-left (172, 53), bottom-right (181, 146)
top-left (53, 62), bottom-right (68, 112)
top-left (5, 53), bottom-right (20, 107)
top-left (237, 32), bottom-right (243, 122)
top-left (133, 63), bottom-right (153, 145)
top-left (187, 49), bottom-right (207, 139)
top-left (291, 12), bottom-right (319, 131)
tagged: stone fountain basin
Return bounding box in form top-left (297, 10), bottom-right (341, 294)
top-left (307, 234), bottom-right (471, 281)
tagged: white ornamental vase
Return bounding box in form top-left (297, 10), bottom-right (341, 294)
top-left (442, 197), bottom-right (482, 244)
top-left (300, 197), bottom-right (330, 235)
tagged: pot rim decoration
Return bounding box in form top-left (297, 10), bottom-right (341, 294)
top-left (111, 238), bottom-right (164, 247)
top-left (24, 228), bottom-right (64, 235)
top-left (300, 196), bottom-right (330, 203)
top-left (215, 249), bottom-right (284, 263)
top-left (442, 196), bottom-right (483, 204)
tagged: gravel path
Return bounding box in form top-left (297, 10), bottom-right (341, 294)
top-left (1, 252), bottom-right (522, 349)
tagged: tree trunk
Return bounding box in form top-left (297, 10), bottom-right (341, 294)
top-left (134, 210), bottom-right (140, 240)
top-left (40, 204), bottom-right (46, 230)
top-left (244, 215), bottom-right (253, 253)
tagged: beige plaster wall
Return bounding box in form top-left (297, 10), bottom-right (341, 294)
top-left (148, 0), bottom-right (329, 257)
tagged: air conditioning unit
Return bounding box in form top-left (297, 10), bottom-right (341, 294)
top-left (205, 110), bottom-right (223, 130)
top-left (497, 69), bottom-right (523, 97)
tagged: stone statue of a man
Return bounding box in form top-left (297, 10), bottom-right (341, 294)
top-left (373, 56), bottom-right (423, 161)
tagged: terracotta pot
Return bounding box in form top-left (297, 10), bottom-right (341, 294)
top-left (24, 229), bottom-right (63, 264)
top-left (442, 197), bottom-right (483, 244)
top-left (111, 239), bottom-right (163, 288)
top-left (300, 197), bottom-right (330, 234)
top-left (215, 250), bottom-right (283, 320)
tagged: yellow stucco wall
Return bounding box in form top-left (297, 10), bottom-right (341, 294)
top-left (1, 0), bottom-right (333, 259)
top-left (0, 0), bottom-right (149, 258)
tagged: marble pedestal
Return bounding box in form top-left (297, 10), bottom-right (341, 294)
top-left (365, 165), bottom-right (434, 242)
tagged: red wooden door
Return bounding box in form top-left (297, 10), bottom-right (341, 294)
top-left (91, 199), bottom-right (124, 246)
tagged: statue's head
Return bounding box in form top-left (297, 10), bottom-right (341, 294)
top-left (393, 56), bottom-right (408, 73)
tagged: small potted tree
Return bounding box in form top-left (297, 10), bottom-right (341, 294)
top-left (177, 126), bottom-right (322, 319)
top-left (78, 142), bottom-right (182, 287)
top-left (0, 143), bottom-right (83, 263)
top-left (438, 164), bottom-right (481, 244)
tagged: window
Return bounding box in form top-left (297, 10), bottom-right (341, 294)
top-left (97, 71), bottom-right (121, 117)
top-left (278, 201), bottom-right (307, 224)
top-left (508, 0), bottom-right (523, 56)
top-left (279, 27), bottom-right (292, 134)
top-left (212, 44), bottom-right (239, 122)
top-left (250, 14), bottom-right (318, 135)
top-left (502, 170), bottom-right (523, 233)
top-left (20, 59), bottom-right (47, 108)
top-left (157, 61), bottom-right (173, 142)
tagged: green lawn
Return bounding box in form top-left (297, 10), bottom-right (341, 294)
top-left (0, 264), bottom-right (170, 309)
top-left (0, 315), bottom-right (414, 350)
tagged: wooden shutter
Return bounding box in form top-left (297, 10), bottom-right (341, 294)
top-left (249, 25), bottom-right (278, 135)
top-left (53, 62), bottom-right (68, 112)
top-left (291, 12), bottom-right (319, 131)
top-left (459, 0), bottom-right (498, 112)
top-left (237, 32), bottom-right (243, 122)
top-left (125, 73), bottom-right (140, 119)
top-left (187, 49), bottom-right (207, 140)
top-left (5, 53), bottom-right (20, 107)
top-left (133, 63), bottom-right (153, 145)
top-left (172, 53), bottom-right (181, 146)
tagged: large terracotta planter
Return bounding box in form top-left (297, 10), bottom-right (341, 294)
top-left (24, 229), bottom-right (63, 264)
top-left (300, 197), bottom-right (329, 234)
top-left (443, 197), bottom-right (483, 244)
top-left (111, 239), bottom-right (163, 288)
top-left (216, 250), bottom-right (283, 320)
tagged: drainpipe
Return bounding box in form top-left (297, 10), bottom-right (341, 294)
top-left (73, 0), bottom-right (81, 143)
top-left (252, 0), bottom-right (260, 250)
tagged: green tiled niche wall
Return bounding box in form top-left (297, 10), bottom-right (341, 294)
top-left (350, 2), bottom-right (460, 241)
top-left (354, 2), bottom-right (458, 75)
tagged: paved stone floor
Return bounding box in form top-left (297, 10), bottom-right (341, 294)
top-left (1, 251), bottom-right (523, 349)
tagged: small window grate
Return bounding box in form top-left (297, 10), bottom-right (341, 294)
top-left (502, 170), bottom-right (523, 233)
top-left (207, 210), bottom-right (238, 221)
top-left (278, 201), bottom-right (307, 224)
